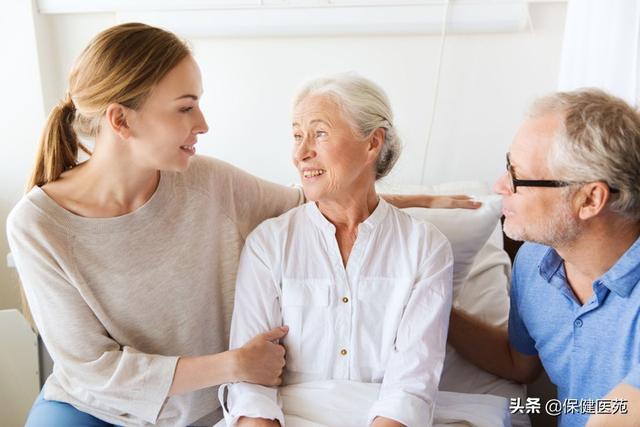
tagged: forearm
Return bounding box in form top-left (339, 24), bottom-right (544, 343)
top-left (586, 383), bottom-right (640, 427)
top-left (371, 417), bottom-right (405, 427)
top-left (168, 350), bottom-right (239, 396)
top-left (381, 193), bottom-right (481, 209)
top-left (448, 307), bottom-right (528, 382)
top-left (380, 194), bottom-right (433, 209)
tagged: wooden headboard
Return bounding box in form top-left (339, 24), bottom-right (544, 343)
top-left (501, 216), bottom-right (524, 264)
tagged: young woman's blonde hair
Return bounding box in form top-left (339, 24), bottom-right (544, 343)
top-left (28, 22), bottom-right (191, 190)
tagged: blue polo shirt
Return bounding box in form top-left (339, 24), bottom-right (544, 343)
top-left (508, 238), bottom-right (640, 427)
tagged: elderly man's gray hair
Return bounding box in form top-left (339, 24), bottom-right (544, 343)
top-left (530, 88), bottom-right (640, 221)
top-left (293, 73), bottom-right (402, 180)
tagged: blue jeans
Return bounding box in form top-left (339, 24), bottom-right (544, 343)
top-left (25, 389), bottom-right (118, 427)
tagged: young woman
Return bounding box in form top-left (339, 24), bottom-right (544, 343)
top-left (7, 23), bottom-right (477, 426)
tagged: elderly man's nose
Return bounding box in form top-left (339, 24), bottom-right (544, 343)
top-left (494, 171), bottom-right (511, 195)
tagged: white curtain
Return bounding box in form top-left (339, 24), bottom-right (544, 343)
top-left (558, 0), bottom-right (640, 107)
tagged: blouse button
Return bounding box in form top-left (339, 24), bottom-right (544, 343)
top-left (342, 297), bottom-right (349, 303)
top-left (340, 349), bottom-right (348, 356)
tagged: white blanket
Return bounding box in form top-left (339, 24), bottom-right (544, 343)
top-left (215, 380), bottom-right (511, 427)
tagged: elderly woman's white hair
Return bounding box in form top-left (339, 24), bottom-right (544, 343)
top-left (531, 88), bottom-right (640, 221)
top-left (293, 73), bottom-right (402, 180)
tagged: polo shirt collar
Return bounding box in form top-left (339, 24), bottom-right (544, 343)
top-left (599, 235), bottom-right (640, 298)
top-left (538, 235), bottom-right (640, 298)
top-left (538, 247), bottom-right (564, 283)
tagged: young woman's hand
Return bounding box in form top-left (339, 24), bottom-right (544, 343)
top-left (424, 194), bottom-right (482, 209)
top-left (233, 326), bottom-right (288, 386)
top-left (381, 194), bottom-right (481, 210)
top-left (168, 326), bottom-right (288, 396)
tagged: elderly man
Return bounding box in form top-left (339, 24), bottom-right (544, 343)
top-left (449, 89), bottom-right (640, 427)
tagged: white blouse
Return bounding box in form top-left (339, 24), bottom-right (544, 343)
top-left (221, 198), bottom-right (453, 427)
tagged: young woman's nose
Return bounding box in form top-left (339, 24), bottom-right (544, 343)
top-left (193, 108), bottom-right (209, 135)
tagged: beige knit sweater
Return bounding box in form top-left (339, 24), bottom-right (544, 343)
top-left (6, 156), bottom-right (303, 426)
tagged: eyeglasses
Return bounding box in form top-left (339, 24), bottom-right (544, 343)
top-left (505, 153), bottom-right (619, 194)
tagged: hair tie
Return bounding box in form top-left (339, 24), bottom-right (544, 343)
top-left (60, 93), bottom-right (76, 112)
top-left (376, 113), bottom-right (392, 128)
top-left (58, 94), bottom-right (76, 127)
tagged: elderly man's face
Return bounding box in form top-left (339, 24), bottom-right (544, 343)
top-left (494, 114), bottom-right (581, 247)
top-left (292, 94), bottom-right (374, 202)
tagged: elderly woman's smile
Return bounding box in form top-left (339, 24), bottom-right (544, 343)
top-left (302, 168), bottom-right (326, 178)
top-left (292, 94), bottom-right (378, 204)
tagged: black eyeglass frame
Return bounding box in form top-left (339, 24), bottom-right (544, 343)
top-left (505, 153), bottom-right (619, 194)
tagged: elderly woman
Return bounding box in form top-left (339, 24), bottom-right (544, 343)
top-left (221, 75), bottom-right (454, 427)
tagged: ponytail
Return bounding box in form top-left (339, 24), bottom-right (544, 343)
top-left (27, 94), bottom-right (91, 190)
top-left (26, 23), bottom-right (190, 191)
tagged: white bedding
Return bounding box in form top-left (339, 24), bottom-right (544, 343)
top-left (216, 380), bottom-right (510, 427)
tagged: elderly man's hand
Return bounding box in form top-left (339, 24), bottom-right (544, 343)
top-left (586, 383), bottom-right (640, 427)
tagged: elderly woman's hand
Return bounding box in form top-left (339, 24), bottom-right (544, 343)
top-left (371, 416), bottom-right (406, 427)
top-left (381, 194), bottom-right (481, 210)
top-left (236, 417), bottom-right (281, 427)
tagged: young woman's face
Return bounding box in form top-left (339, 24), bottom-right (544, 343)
top-left (126, 55), bottom-right (209, 172)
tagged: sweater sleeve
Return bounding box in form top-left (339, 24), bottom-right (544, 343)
top-left (196, 156), bottom-right (305, 239)
top-left (6, 205), bottom-right (179, 424)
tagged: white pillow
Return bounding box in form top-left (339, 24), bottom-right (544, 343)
top-left (401, 195), bottom-right (501, 299)
top-left (440, 235), bottom-right (531, 427)
top-left (378, 181), bottom-right (501, 299)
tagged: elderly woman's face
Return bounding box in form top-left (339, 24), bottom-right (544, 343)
top-left (292, 95), bottom-right (376, 202)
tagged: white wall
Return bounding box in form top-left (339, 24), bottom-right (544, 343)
top-left (0, 10), bottom-right (117, 311)
top-left (194, 3), bottom-right (565, 187)
top-left (0, 1), bottom-right (47, 311)
top-left (0, 3), bottom-right (566, 309)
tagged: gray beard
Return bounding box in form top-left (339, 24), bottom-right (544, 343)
top-left (503, 202), bottom-right (581, 248)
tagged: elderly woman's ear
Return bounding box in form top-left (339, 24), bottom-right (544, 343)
top-left (367, 127), bottom-right (386, 159)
